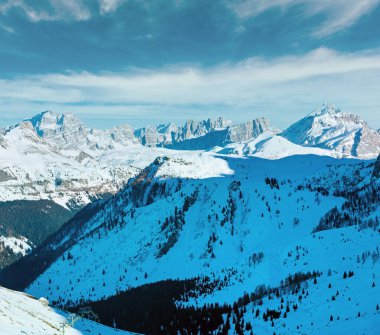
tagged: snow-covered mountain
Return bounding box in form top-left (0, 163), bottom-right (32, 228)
top-left (7, 151), bottom-right (376, 334)
top-left (0, 118), bottom-right (139, 206)
top-left (1, 105), bottom-right (378, 200)
top-left (135, 117), bottom-right (234, 147)
top-left (0, 105), bottom-right (377, 269)
top-left (21, 111), bottom-right (270, 151)
top-left (0, 111), bottom-right (274, 206)
top-left (0, 113), bottom-right (140, 269)
top-left (0, 286), bottom-right (136, 335)
top-left (0, 110), bottom-right (304, 205)
top-left (24, 110), bottom-right (137, 153)
top-left (281, 104), bottom-right (380, 158)
top-left (25, 154), bottom-right (378, 302)
top-left (0, 105), bottom-right (379, 334)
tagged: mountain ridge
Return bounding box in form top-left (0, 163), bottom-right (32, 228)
top-left (0, 104), bottom-right (378, 275)
top-left (8, 104), bottom-right (379, 159)
top-left (10, 153), bottom-right (379, 335)
top-left (0, 105), bottom-right (379, 334)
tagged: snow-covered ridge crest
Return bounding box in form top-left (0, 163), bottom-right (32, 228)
top-left (135, 153), bottom-right (234, 180)
top-left (307, 102), bottom-right (341, 117)
top-left (307, 103), bottom-right (367, 128)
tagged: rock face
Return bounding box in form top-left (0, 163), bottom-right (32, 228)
top-left (21, 111), bottom-right (136, 152)
top-left (134, 117), bottom-right (234, 147)
top-left (178, 117), bottom-right (232, 141)
top-left (134, 117), bottom-right (271, 148)
top-left (28, 111), bottom-right (83, 139)
top-left (281, 104), bottom-right (380, 158)
top-left (226, 118), bottom-right (270, 143)
top-left (134, 122), bottom-right (179, 146)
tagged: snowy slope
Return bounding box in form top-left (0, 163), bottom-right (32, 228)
top-left (0, 235), bottom-right (32, 256)
top-left (281, 103), bottom-right (380, 158)
top-left (224, 232), bottom-right (380, 335)
top-left (26, 155), bottom-right (374, 301)
top-left (214, 131), bottom-right (338, 159)
top-left (23, 153), bottom-right (379, 334)
top-left (0, 286), bottom-right (136, 335)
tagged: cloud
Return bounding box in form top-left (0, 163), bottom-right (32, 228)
top-left (99, 0), bottom-right (126, 14)
top-left (0, 0), bottom-right (52, 22)
top-left (0, 23), bottom-right (14, 33)
top-left (0, 48), bottom-right (379, 128)
top-left (0, 0), bottom-right (123, 22)
top-left (2, 0), bottom-right (378, 39)
top-left (0, 0), bottom-right (91, 22)
top-left (228, 0), bottom-right (380, 37)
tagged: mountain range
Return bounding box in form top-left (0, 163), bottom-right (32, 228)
top-left (4, 103), bottom-right (379, 156)
top-left (0, 104), bottom-right (378, 264)
top-left (0, 103), bottom-right (378, 207)
top-left (0, 104), bottom-right (379, 334)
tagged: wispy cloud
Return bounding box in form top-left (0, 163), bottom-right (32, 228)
top-left (1, 0), bottom-right (379, 39)
top-left (0, 48), bottom-right (379, 128)
top-left (0, 23), bottom-right (14, 33)
top-left (0, 0), bottom-right (91, 22)
top-left (228, 0), bottom-right (380, 37)
top-left (0, 0), bottom-right (126, 22)
top-left (99, 0), bottom-right (126, 14)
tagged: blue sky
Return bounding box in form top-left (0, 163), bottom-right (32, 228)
top-left (0, 0), bottom-right (379, 129)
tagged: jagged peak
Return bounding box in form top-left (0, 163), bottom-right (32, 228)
top-left (182, 116), bottom-right (232, 127)
top-left (156, 122), bottom-right (178, 132)
top-left (27, 110), bottom-right (79, 125)
top-left (108, 123), bottom-right (135, 132)
top-left (23, 111), bottom-right (83, 137)
top-left (299, 104), bottom-right (369, 130)
top-left (307, 103), bottom-right (341, 117)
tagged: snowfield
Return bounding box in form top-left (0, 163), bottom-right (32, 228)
top-left (0, 235), bottom-right (32, 256)
top-left (0, 286), bottom-right (137, 335)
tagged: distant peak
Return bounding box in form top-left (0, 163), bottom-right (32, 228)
top-left (307, 103), bottom-right (341, 117)
top-left (33, 110), bottom-right (68, 119)
top-left (27, 110), bottom-right (78, 126)
top-left (23, 111), bottom-right (82, 137)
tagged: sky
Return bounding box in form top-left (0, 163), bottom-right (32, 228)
top-left (0, 0), bottom-right (379, 129)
